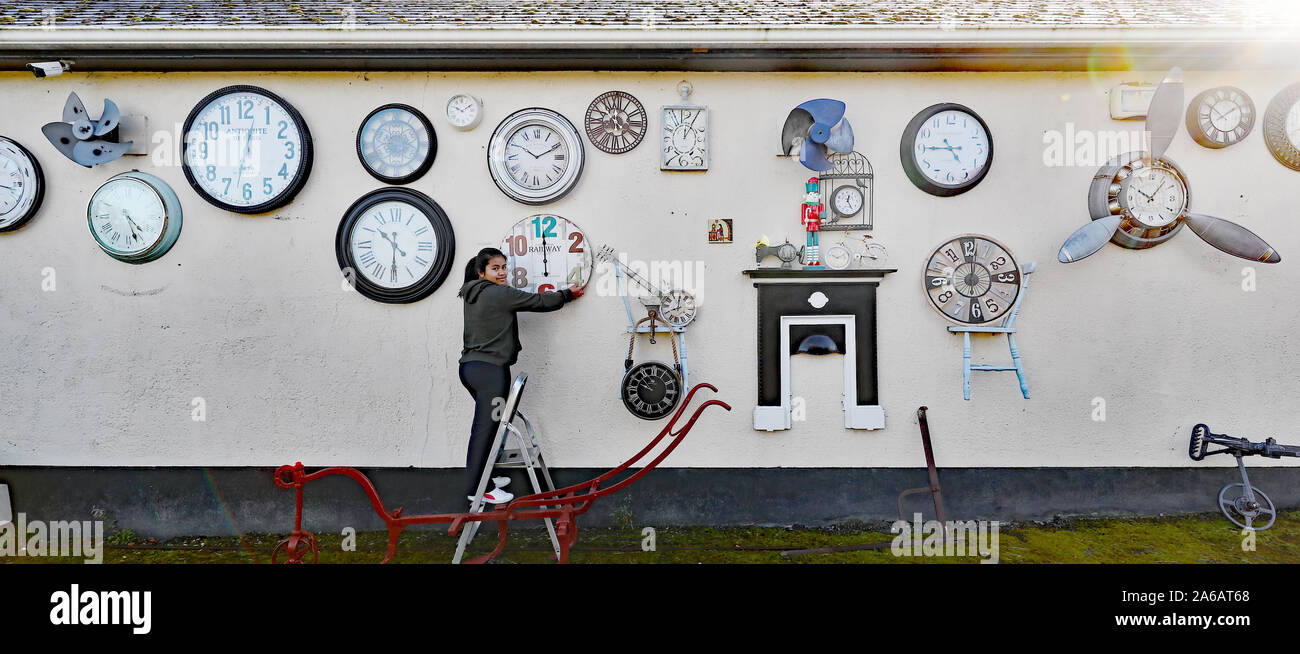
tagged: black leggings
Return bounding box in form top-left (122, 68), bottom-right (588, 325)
top-left (458, 361), bottom-right (511, 497)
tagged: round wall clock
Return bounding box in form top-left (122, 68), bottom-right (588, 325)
top-left (500, 214), bottom-right (592, 293)
top-left (488, 108), bottom-right (585, 205)
top-left (446, 94), bottom-right (483, 131)
top-left (88, 171), bottom-right (183, 264)
top-left (1186, 86), bottom-right (1255, 149)
top-left (1264, 82), bottom-right (1300, 171)
top-left (336, 188), bottom-right (456, 304)
top-left (900, 103), bottom-right (993, 196)
top-left (1086, 153), bottom-right (1189, 250)
top-left (830, 185), bottom-right (864, 218)
top-left (584, 91), bottom-right (647, 154)
top-left (0, 136), bottom-right (44, 233)
top-left (356, 104), bottom-right (436, 184)
top-left (924, 234), bottom-right (1020, 325)
top-left (181, 85), bottom-right (313, 214)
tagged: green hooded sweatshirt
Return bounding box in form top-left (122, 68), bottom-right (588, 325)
top-left (459, 279), bottom-right (573, 367)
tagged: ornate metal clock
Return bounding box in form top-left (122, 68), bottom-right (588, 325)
top-left (0, 136), bottom-right (44, 233)
top-left (585, 91), bottom-right (647, 154)
top-left (488, 108), bottom-right (585, 205)
top-left (661, 81), bottom-right (708, 171)
top-left (501, 214), bottom-right (593, 293)
top-left (900, 103), bottom-right (993, 196)
top-left (924, 234), bottom-right (1021, 325)
top-left (88, 171), bottom-right (183, 264)
top-left (336, 188), bottom-right (456, 304)
top-left (356, 104), bottom-right (436, 184)
top-left (1186, 86), bottom-right (1254, 149)
top-left (622, 329), bottom-right (683, 421)
top-left (181, 85), bottom-right (313, 214)
top-left (1264, 82), bottom-right (1300, 171)
top-left (817, 152), bottom-right (874, 230)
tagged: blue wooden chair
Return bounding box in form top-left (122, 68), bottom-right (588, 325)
top-left (947, 262), bottom-right (1036, 400)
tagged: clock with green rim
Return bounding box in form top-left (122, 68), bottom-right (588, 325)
top-left (87, 171), bottom-right (183, 264)
top-left (500, 214), bottom-right (592, 293)
top-left (336, 188), bottom-right (456, 304)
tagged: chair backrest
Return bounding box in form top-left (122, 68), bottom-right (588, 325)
top-left (1000, 262), bottom-right (1036, 329)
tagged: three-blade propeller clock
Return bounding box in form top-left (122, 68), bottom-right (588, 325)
top-left (1057, 68), bottom-right (1281, 265)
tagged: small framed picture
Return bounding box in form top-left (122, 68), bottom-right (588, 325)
top-left (708, 219), bottom-right (733, 244)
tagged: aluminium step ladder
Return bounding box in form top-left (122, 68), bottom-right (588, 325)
top-left (453, 373), bottom-right (562, 564)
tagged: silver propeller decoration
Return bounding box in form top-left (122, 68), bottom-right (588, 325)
top-left (42, 92), bottom-right (132, 167)
top-left (1058, 67), bottom-right (1280, 264)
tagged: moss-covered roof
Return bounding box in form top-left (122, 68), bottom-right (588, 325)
top-left (0, 0), bottom-right (1295, 29)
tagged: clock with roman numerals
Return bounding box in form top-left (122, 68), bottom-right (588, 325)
top-left (336, 188), bottom-right (456, 304)
top-left (924, 234), bottom-right (1021, 325)
top-left (585, 91), bottom-right (647, 154)
top-left (487, 108), bottom-right (585, 205)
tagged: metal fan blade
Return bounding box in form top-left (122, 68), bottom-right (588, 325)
top-left (1058, 215), bottom-right (1122, 263)
top-left (799, 137), bottom-right (834, 172)
top-left (825, 116), bottom-right (854, 155)
top-left (94, 99), bottom-right (121, 136)
top-left (780, 107), bottom-right (814, 156)
top-left (1145, 67), bottom-right (1183, 162)
top-left (72, 139), bottom-right (133, 167)
top-left (62, 92), bottom-right (87, 123)
top-left (42, 121), bottom-right (81, 162)
top-left (795, 99), bottom-right (846, 145)
top-left (1183, 212), bottom-right (1281, 263)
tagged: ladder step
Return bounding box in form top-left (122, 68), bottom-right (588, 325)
top-left (496, 447), bottom-right (542, 468)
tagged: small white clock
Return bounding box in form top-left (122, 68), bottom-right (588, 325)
top-left (88, 171), bottom-right (183, 264)
top-left (446, 94), bottom-right (483, 131)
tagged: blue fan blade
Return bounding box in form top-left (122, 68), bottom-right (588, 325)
top-left (799, 138), bottom-right (834, 172)
top-left (825, 117), bottom-right (854, 154)
top-left (796, 99), bottom-right (846, 145)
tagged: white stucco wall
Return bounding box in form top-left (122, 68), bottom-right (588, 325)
top-left (1, 69), bottom-right (1297, 469)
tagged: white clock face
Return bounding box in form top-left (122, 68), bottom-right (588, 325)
top-left (446, 94), bottom-right (481, 129)
top-left (1122, 165), bottom-right (1187, 228)
top-left (89, 177), bottom-right (166, 257)
top-left (912, 109), bottom-right (990, 186)
top-left (661, 107), bottom-right (708, 170)
top-left (506, 124), bottom-right (570, 190)
top-left (1208, 99), bottom-right (1244, 133)
top-left (832, 186), bottom-right (863, 217)
top-left (349, 200), bottom-right (439, 290)
top-left (488, 109), bottom-right (584, 205)
top-left (501, 214), bottom-right (592, 293)
top-left (183, 87), bottom-right (310, 212)
top-left (0, 137), bottom-right (41, 230)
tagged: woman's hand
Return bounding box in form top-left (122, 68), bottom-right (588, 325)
top-left (566, 285), bottom-right (585, 300)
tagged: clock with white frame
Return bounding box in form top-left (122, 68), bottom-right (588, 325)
top-left (336, 188), bottom-right (457, 304)
top-left (181, 85), bottom-right (313, 214)
top-left (501, 214), bottom-right (592, 293)
top-left (445, 94), bottom-right (484, 131)
top-left (661, 81), bottom-right (708, 171)
top-left (0, 136), bottom-right (44, 233)
top-left (87, 171), bottom-right (183, 264)
top-left (900, 103), bottom-right (993, 196)
top-left (487, 108), bottom-right (585, 205)
top-left (1185, 86), bottom-right (1254, 149)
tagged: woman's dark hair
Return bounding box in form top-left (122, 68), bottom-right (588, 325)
top-left (461, 247), bottom-right (507, 287)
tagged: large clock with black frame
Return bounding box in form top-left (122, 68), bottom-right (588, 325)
top-left (0, 136), bottom-right (44, 233)
top-left (924, 234), bottom-right (1021, 326)
top-left (900, 103), bottom-right (993, 196)
top-left (181, 85), bottom-right (313, 214)
top-left (336, 188), bottom-right (456, 304)
top-left (356, 103), bottom-right (437, 184)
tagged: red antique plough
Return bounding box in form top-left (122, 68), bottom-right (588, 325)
top-left (273, 382), bottom-right (729, 564)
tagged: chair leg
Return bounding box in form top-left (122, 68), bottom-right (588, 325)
top-left (961, 332), bottom-right (972, 401)
top-left (1008, 333), bottom-right (1029, 399)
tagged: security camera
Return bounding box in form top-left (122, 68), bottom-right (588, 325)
top-left (27, 61), bottom-right (69, 78)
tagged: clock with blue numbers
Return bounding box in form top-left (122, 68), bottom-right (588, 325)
top-left (335, 188), bottom-right (456, 304)
top-left (900, 103), bottom-right (993, 197)
top-left (181, 85), bottom-right (313, 214)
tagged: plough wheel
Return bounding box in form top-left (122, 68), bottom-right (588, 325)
top-left (1218, 483), bottom-right (1277, 531)
top-left (272, 533), bottom-right (319, 564)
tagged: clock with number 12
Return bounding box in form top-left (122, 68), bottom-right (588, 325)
top-left (501, 214), bottom-right (592, 293)
top-left (900, 103), bottom-right (993, 197)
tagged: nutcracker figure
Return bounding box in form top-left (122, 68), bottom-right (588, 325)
top-left (801, 176), bottom-right (824, 269)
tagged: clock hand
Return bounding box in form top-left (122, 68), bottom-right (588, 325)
top-left (541, 233), bottom-right (549, 276)
top-left (235, 117), bottom-right (255, 187)
top-left (943, 138), bottom-right (961, 161)
top-left (390, 231), bottom-right (406, 257)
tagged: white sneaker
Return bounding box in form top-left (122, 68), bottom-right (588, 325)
top-left (468, 487), bottom-right (514, 505)
top-left (491, 476), bottom-right (511, 488)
